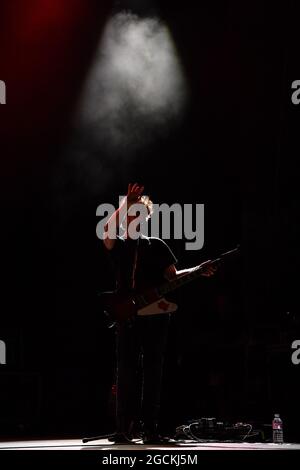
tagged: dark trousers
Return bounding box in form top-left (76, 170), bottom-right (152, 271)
top-left (115, 314), bottom-right (170, 435)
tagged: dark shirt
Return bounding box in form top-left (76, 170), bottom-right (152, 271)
top-left (109, 236), bottom-right (177, 292)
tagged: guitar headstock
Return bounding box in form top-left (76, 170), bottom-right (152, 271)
top-left (220, 245), bottom-right (240, 258)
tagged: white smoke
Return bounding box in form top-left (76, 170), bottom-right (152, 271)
top-left (78, 12), bottom-right (188, 155)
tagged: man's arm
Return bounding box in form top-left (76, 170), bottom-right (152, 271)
top-left (164, 261), bottom-right (217, 281)
top-left (103, 183), bottom-right (144, 250)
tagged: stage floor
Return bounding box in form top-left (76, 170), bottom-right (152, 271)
top-left (0, 438), bottom-right (299, 451)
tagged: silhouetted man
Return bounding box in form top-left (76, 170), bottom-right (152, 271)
top-left (103, 183), bottom-right (216, 444)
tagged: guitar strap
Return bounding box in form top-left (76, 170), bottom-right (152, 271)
top-left (131, 236), bottom-right (140, 290)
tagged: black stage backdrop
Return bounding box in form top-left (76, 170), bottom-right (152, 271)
top-left (0, 0), bottom-right (299, 441)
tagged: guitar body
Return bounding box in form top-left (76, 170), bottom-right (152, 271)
top-left (137, 299), bottom-right (178, 316)
top-left (99, 291), bottom-right (178, 323)
top-left (99, 291), bottom-right (137, 323)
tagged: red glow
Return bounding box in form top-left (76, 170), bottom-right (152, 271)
top-left (0, 0), bottom-right (112, 141)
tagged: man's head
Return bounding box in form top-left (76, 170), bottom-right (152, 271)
top-left (124, 195), bottom-right (153, 238)
top-left (127, 195), bottom-right (153, 224)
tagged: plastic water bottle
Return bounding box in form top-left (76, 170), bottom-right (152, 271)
top-left (272, 414), bottom-right (284, 444)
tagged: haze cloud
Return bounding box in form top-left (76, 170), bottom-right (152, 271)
top-left (78, 12), bottom-right (188, 155)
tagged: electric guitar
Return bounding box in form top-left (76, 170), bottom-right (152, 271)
top-left (99, 246), bottom-right (239, 324)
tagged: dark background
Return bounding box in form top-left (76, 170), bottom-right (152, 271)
top-left (0, 0), bottom-right (299, 441)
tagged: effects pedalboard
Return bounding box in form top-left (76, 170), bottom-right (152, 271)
top-left (175, 417), bottom-right (265, 442)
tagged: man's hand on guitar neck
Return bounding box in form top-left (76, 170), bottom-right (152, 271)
top-left (198, 260), bottom-right (218, 277)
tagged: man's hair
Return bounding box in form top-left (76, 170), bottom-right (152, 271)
top-left (139, 195), bottom-right (154, 220)
top-left (119, 195), bottom-right (154, 234)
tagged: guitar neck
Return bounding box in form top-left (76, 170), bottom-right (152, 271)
top-left (134, 268), bottom-right (204, 310)
top-left (158, 264), bottom-right (207, 296)
top-left (158, 246), bottom-right (239, 296)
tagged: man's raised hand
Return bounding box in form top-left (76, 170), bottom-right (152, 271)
top-left (127, 183), bottom-right (144, 205)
